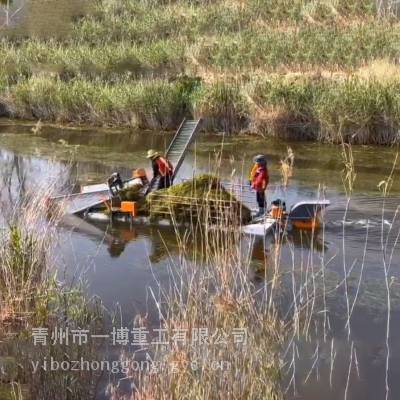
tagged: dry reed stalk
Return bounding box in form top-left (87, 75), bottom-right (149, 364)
top-left (115, 166), bottom-right (284, 399)
top-left (280, 147), bottom-right (295, 188)
top-left (0, 180), bottom-right (63, 336)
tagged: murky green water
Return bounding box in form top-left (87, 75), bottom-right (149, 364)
top-left (0, 0), bottom-right (90, 38)
top-left (1, 120), bottom-right (400, 399)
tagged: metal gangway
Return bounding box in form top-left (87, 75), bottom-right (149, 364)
top-left (167, 119), bottom-right (202, 179)
top-left (148, 119), bottom-right (202, 192)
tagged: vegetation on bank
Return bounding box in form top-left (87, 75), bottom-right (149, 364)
top-left (1, 0), bottom-right (400, 143)
top-left (0, 187), bottom-right (104, 399)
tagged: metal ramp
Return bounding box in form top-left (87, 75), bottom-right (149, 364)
top-left (51, 119), bottom-right (203, 213)
top-left (167, 118), bottom-right (202, 179)
top-left (51, 190), bottom-right (111, 215)
top-left (147, 118), bottom-right (202, 193)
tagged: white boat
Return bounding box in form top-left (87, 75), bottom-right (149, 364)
top-left (242, 200), bottom-right (330, 236)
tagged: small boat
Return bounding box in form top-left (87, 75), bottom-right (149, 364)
top-left (242, 200), bottom-right (330, 236)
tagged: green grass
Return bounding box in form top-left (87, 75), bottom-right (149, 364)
top-left (74, 0), bottom-right (379, 44)
top-left (1, 0), bottom-right (400, 143)
top-left (194, 23), bottom-right (400, 70)
top-left (0, 39), bottom-right (186, 83)
top-left (249, 76), bottom-right (400, 143)
top-left (6, 74), bottom-right (400, 143)
top-left (10, 75), bottom-right (198, 128)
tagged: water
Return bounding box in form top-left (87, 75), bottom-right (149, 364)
top-left (0, 0), bottom-right (90, 38)
top-left (1, 120), bottom-right (400, 399)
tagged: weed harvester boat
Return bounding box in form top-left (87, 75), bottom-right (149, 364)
top-left (49, 118), bottom-right (329, 235)
top-left (50, 119), bottom-right (202, 218)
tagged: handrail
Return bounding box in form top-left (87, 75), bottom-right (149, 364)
top-left (166, 117), bottom-right (186, 155)
top-left (170, 118), bottom-right (202, 180)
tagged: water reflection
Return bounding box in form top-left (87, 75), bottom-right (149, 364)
top-left (60, 213), bottom-right (177, 265)
top-left (0, 148), bottom-right (71, 214)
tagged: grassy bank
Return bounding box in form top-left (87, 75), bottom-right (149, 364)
top-left (1, 0), bottom-right (400, 143)
top-left (4, 75), bottom-right (400, 143)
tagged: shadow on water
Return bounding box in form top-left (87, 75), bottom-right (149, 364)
top-left (0, 121), bottom-right (400, 399)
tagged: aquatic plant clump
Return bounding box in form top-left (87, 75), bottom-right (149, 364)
top-left (147, 174), bottom-right (252, 223)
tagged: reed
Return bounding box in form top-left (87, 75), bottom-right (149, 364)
top-left (110, 167), bottom-right (285, 399)
top-left (0, 183), bottom-right (60, 330)
top-left (5, 74), bottom-right (400, 143)
top-left (9, 76), bottom-right (195, 128)
top-left (280, 147), bottom-right (295, 187)
top-left (1, 0), bottom-right (399, 143)
top-left (249, 76), bottom-right (400, 144)
top-left (0, 180), bottom-right (104, 399)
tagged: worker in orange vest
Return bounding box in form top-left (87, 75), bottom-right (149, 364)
top-left (249, 154), bottom-right (269, 217)
top-left (146, 149), bottom-right (174, 190)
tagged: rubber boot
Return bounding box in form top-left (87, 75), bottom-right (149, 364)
top-left (256, 207), bottom-right (265, 218)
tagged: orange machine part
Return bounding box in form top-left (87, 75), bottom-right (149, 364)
top-left (271, 206), bottom-right (284, 219)
top-left (120, 201), bottom-right (137, 216)
top-left (292, 218), bottom-right (321, 230)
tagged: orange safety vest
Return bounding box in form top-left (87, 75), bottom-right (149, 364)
top-left (155, 157), bottom-right (173, 177)
top-left (250, 163), bottom-right (269, 191)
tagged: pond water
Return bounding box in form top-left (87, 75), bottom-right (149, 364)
top-left (0, 120), bottom-right (400, 399)
top-left (0, 0), bottom-right (90, 38)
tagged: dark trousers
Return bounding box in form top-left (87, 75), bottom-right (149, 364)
top-left (156, 174), bottom-right (172, 190)
top-left (256, 190), bottom-right (266, 209)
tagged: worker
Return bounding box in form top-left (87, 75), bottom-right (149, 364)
top-left (107, 172), bottom-right (124, 195)
top-left (146, 149), bottom-right (174, 190)
top-left (120, 168), bottom-right (149, 200)
top-left (125, 168), bottom-right (148, 190)
top-left (249, 154), bottom-right (269, 217)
